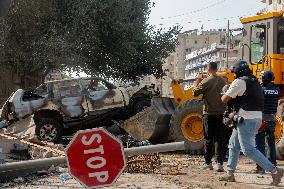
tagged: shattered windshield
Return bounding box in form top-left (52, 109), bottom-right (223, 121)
top-left (52, 80), bottom-right (81, 98)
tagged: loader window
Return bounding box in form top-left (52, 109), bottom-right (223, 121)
top-left (278, 21), bottom-right (284, 54)
top-left (251, 25), bottom-right (266, 63)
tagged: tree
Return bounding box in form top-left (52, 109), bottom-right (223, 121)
top-left (0, 0), bottom-right (62, 79)
top-left (0, 0), bottom-right (180, 83)
top-left (67, 0), bottom-right (180, 81)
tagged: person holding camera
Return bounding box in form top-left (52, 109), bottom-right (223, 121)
top-left (192, 62), bottom-right (231, 172)
top-left (254, 71), bottom-right (280, 174)
top-left (219, 60), bottom-right (283, 186)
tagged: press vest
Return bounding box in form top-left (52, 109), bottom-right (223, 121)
top-left (262, 83), bottom-right (280, 115)
top-left (235, 76), bottom-right (264, 112)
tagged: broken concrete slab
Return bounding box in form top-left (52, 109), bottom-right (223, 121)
top-left (0, 136), bottom-right (29, 160)
top-left (2, 115), bottom-right (36, 141)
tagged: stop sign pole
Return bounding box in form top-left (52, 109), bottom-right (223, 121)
top-left (65, 128), bottom-right (126, 189)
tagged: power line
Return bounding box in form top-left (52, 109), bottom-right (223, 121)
top-left (158, 10), bottom-right (258, 26)
top-left (161, 0), bottom-right (231, 20)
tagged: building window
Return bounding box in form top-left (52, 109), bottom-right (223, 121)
top-left (223, 52), bottom-right (227, 58)
top-left (185, 48), bottom-right (192, 53)
top-left (269, 0), bottom-right (272, 4)
top-left (195, 40), bottom-right (198, 44)
top-left (278, 0), bottom-right (281, 4)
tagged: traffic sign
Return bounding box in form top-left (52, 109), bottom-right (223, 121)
top-left (65, 128), bottom-right (126, 188)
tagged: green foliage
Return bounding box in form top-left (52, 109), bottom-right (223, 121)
top-left (0, 0), bottom-right (180, 81)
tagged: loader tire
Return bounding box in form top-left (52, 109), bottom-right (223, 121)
top-left (170, 99), bottom-right (204, 154)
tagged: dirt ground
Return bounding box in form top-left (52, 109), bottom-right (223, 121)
top-left (2, 154), bottom-right (284, 189)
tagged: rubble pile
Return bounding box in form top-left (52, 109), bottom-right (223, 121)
top-left (126, 154), bottom-right (161, 173)
top-left (2, 116), bottom-right (37, 141)
top-left (125, 153), bottom-right (182, 175)
top-left (0, 115), bottom-right (66, 162)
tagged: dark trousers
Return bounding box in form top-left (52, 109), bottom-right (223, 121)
top-left (203, 114), bottom-right (232, 165)
top-left (255, 120), bottom-right (277, 168)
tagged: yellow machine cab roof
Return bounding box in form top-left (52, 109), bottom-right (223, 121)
top-left (240, 11), bottom-right (284, 23)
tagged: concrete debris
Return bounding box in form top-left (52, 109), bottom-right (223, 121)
top-left (159, 161), bottom-right (180, 175)
top-left (1, 183), bottom-right (10, 187)
top-left (10, 143), bottom-right (30, 160)
top-left (13, 177), bottom-right (24, 183)
top-left (42, 151), bottom-right (54, 158)
top-left (2, 115), bottom-right (37, 141)
top-left (47, 165), bottom-right (67, 174)
top-left (29, 147), bottom-right (42, 159)
top-left (56, 167), bottom-right (68, 173)
top-left (28, 145), bottom-right (63, 159)
top-left (47, 165), bottom-right (56, 173)
top-left (0, 135), bottom-right (30, 161)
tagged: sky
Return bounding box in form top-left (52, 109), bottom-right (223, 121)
top-left (149, 0), bottom-right (266, 32)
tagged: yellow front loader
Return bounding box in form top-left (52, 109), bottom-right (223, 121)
top-left (122, 9), bottom-right (284, 157)
top-left (122, 71), bottom-right (235, 154)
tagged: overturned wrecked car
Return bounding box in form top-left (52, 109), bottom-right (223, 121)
top-left (0, 77), bottom-right (153, 142)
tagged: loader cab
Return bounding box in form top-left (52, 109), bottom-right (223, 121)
top-left (241, 12), bottom-right (284, 144)
top-left (241, 11), bottom-right (284, 85)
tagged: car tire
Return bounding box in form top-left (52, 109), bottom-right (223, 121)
top-left (35, 118), bottom-right (63, 143)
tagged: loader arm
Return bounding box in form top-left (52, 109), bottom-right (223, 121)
top-left (171, 70), bottom-right (234, 105)
top-left (171, 80), bottom-right (201, 105)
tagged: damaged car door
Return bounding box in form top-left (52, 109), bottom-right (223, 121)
top-left (51, 80), bottom-right (85, 118)
top-left (81, 78), bottom-right (125, 125)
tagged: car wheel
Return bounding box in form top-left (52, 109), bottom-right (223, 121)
top-left (35, 118), bottom-right (63, 143)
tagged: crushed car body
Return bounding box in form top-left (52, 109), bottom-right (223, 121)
top-left (0, 77), bottom-right (154, 142)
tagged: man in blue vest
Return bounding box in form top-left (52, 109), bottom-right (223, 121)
top-left (255, 71), bottom-right (280, 174)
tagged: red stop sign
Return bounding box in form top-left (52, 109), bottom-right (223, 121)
top-left (65, 128), bottom-right (126, 188)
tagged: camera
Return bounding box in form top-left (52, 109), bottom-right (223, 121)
top-left (223, 111), bottom-right (244, 128)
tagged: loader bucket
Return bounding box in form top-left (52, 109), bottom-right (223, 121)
top-left (121, 97), bottom-right (176, 144)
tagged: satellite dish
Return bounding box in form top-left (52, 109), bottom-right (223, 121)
top-left (0, 0), bottom-right (12, 16)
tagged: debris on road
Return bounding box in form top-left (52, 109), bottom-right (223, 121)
top-left (159, 161), bottom-right (180, 175)
top-left (58, 173), bottom-right (72, 181)
top-left (13, 177), bottom-right (25, 183)
top-left (126, 154), bottom-right (160, 173)
top-left (1, 155), bottom-right (283, 189)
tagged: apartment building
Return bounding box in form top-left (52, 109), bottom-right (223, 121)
top-left (261, 0), bottom-right (284, 12)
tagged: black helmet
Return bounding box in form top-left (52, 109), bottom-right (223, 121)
top-left (260, 70), bottom-right (275, 83)
top-left (230, 60), bottom-right (251, 78)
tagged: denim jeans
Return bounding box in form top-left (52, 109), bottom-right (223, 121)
top-left (227, 119), bottom-right (276, 173)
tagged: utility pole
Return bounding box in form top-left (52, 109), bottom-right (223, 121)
top-left (226, 20), bottom-right (230, 68)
